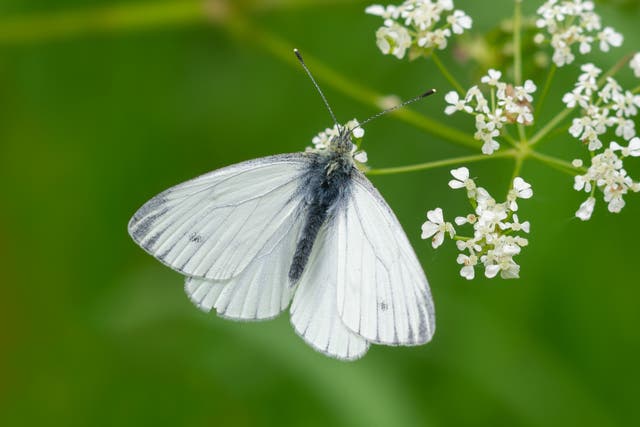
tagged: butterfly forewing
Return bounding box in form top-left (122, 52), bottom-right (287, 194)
top-left (128, 154), bottom-right (309, 281)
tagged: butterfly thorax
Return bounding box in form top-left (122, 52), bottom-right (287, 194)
top-left (288, 146), bottom-right (355, 284)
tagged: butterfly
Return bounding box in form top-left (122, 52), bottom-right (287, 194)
top-left (128, 50), bottom-right (436, 360)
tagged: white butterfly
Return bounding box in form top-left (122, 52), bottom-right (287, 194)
top-left (128, 50), bottom-right (436, 360)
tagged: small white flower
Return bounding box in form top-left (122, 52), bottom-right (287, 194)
top-left (513, 177), bottom-right (534, 199)
top-left (448, 167), bottom-right (475, 190)
top-left (375, 23), bottom-right (412, 59)
top-left (365, 5), bottom-right (388, 17)
top-left (352, 127), bottom-right (365, 139)
top-left (454, 214), bottom-right (477, 226)
top-left (456, 253), bottom-right (477, 280)
top-left (353, 151), bottom-right (368, 163)
top-left (479, 133), bottom-right (500, 155)
top-left (421, 208), bottom-right (455, 248)
top-left (576, 196), bottom-right (596, 220)
top-left (597, 27), bottom-right (623, 52)
top-left (626, 138), bottom-right (640, 157)
top-left (579, 63), bottom-right (602, 83)
top-left (574, 174), bottom-right (591, 192)
top-left (618, 119), bottom-right (635, 141)
top-left (480, 69), bottom-right (502, 86)
top-left (484, 264), bottom-right (501, 279)
top-left (499, 214), bottom-right (531, 233)
top-left (447, 10), bottom-right (472, 34)
top-left (506, 177), bottom-right (533, 211)
top-left (514, 80), bottom-right (537, 103)
top-left (562, 90), bottom-right (586, 108)
top-left (444, 91), bottom-right (472, 115)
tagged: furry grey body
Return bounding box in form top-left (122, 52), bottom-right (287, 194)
top-left (288, 150), bottom-right (355, 283)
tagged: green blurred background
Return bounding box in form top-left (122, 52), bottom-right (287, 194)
top-left (1, 0), bottom-right (640, 426)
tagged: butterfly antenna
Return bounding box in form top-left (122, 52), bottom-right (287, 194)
top-left (349, 89), bottom-right (437, 135)
top-left (294, 49), bottom-right (340, 128)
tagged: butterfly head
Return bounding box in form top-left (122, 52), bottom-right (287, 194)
top-left (329, 125), bottom-right (355, 155)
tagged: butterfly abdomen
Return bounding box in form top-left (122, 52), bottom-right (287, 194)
top-left (288, 153), bottom-right (353, 284)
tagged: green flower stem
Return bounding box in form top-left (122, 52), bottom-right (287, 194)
top-left (430, 51), bottom-right (466, 95)
top-left (502, 127), bottom-right (519, 147)
top-left (0, 0), bottom-right (207, 44)
top-left (528, 150), bottom-right (585, 176)
top-left (535, 64), bottom-right (557, 117)
top-left (517, 124), bottom-right (527, 144)
top-left (507, 155), bottom-right (524, 197)
top-left (511, 155), bottom-right (524, 181)
top-left (513, 0), bottom-right (523, 86)
top-left (599, 51), bottom-right (636, 84)
top-left (366, 150), bottom-right (516, 176)
top-left (528, 107), bottom-right (574, 147)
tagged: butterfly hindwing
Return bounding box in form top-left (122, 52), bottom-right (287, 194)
top-left (183, 205), bottom-right (306, 320)
top-left (336, 172), bottom-right (436, 346)
top-left (290, 225), bottom-right (370, 360)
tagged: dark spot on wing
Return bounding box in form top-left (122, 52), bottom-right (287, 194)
top-left (189, 232), bottom-right (203, 243)
top-left (379, 301), bottom-right (388, 311)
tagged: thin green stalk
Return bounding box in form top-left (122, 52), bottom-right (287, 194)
top-left (513, 0), bottom-right (523, 85)
top-left (431, 51), bottom-right (466, 95)
top-left (502, 127), bottom-right (519, 146)
top-left (491, 88), bottom-right (496, 111)
top-left (507, 155), bottom-right (524, 197)
top-left (0, 0), bottom-right (361, 44)
top-left (366, 150), bottom-right (516, 176)
top-left (528, 107), bottom-right (574, 146)
top-left (0, 0), bottom-right (207, 44)
top-left (517, 124), bottom-right (527, 144)
top-left (535, 64), bottom-right (557, 117)
top-left (511, 156), bottom-right (524, 180)
top-left (528, 150), bottom-right (585, 176)
top-left (598, 51), bottom-right (636, 85)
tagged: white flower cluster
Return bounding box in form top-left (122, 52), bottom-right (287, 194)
top-left (572, 139), bottom-right (640, 220)
top-left (421, 167), bottom-right (533, 280)
top-left (444, 69), bottom-right (537, 155)
top-left (563, 64), bottom-right (640, 151)
top-left (563, 63), bottom-right (640, 219)
top-left (534, 0), bottom-right (623, 67)
top-left (366, 0), bottom-right (472, 60)
top-left (309, 119), bottom-right (368, 164)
